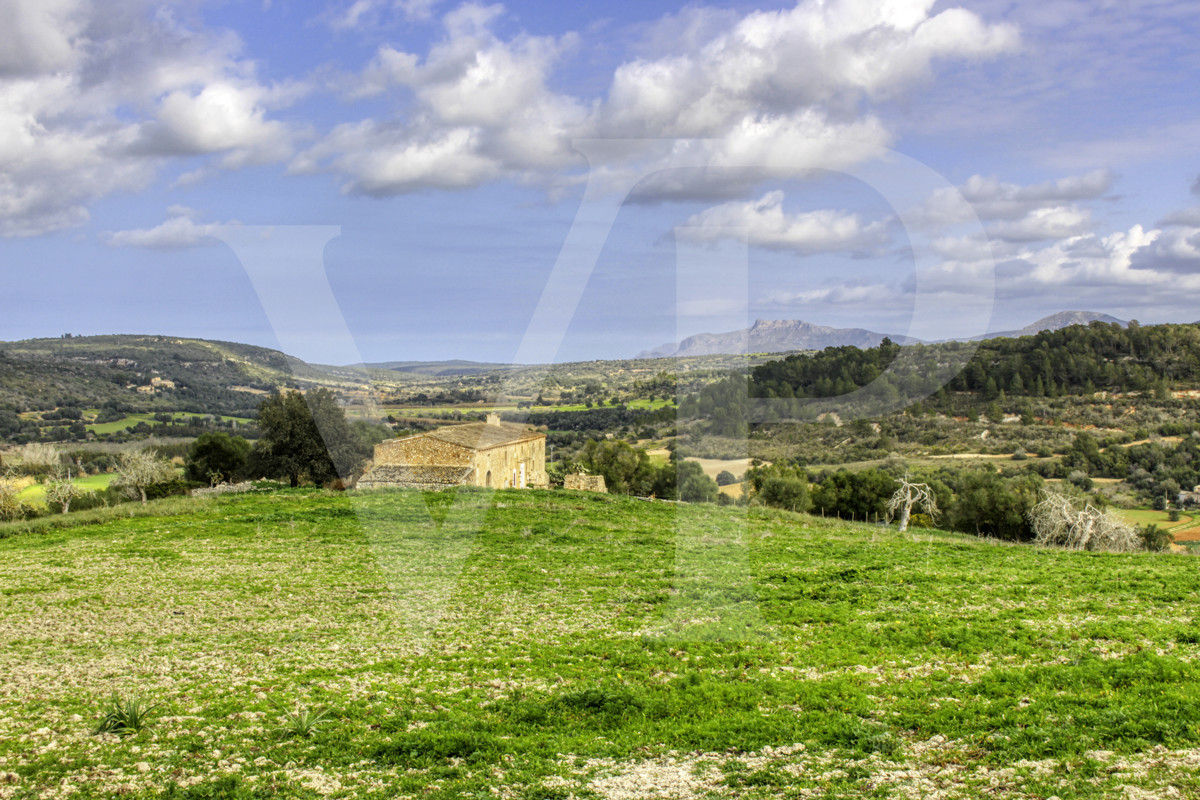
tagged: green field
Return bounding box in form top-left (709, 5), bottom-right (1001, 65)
top-left (15, 472), bottom-right (117, 503)
top-left (86, 412), bottom-right (254, 435)
top-left (1117, 508), bottom-right (1195, 531)
top-left (2, 490), bottom-right (1200, 798)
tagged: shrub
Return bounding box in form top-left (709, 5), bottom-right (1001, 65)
top-left (715, 470), bottom-right (737, 486)
top-left (273, 704), bottom-right (332, 739)
top-left (1138, 524), bottom-right (1173, 552)
top-left (759, 476), bottom-right (811, 513)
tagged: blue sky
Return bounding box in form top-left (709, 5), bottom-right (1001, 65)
top-left (2, 0), bottom-right (1199, 364)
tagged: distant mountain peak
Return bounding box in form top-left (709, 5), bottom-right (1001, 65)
top-left (1017, 311), bottom-right (1126, 336)
top-left (637, 319), bottom-right (917, 359)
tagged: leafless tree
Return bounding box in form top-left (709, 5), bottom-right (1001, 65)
top-left (114, 451), bottom-right (175, 505)
top-left (1029, 490), bottom-right (1140, 552)
top-left (44, 468), bottom-right (83, 514)
top-left (887, 477), bottom-right (939, 533)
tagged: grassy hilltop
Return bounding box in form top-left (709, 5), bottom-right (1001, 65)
top-left (3, 490), bottom-right (1200, 799)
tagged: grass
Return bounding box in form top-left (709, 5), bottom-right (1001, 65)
top-left (1, 489), bottom-right (1199, 798)
top-left (16, 472), bottom-right (116, 503)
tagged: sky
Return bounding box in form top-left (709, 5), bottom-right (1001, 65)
top-left (1, 0), bottom-right (1200, 365)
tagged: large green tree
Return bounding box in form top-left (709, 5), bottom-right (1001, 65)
top-left (252, 389), bottom-right (370, 487)
top-left (186, 432), bottom-right (251, 484)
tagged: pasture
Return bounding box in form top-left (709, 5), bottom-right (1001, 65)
top-left (1, 489), bottom-right (1199, 799)
top-left (15, 472), bottom-right (116, 504)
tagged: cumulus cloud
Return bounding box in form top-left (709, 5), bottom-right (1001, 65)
top-left (300, 0), bottom-right (1019, 198)
top-left (924, 218), bottom-right (1200, 322)
top-left (104, 207), bottom-right (233, 249)
top-left (920, 169), bottom-right (1111, 226)
top-left (0, 0), bottom-right (301, 238)
top-left (681, 190), bottom-right (891, 253)
top-left (135, 83), bottom-right (297, 161)
top-left (0, 0), bottom-right (84, 77)
top-left (298, 4), bottom-right (585, 194)
top-left (986, 205), bottom-right (1093, 243)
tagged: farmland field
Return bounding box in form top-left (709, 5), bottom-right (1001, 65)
top-left (2, 490), bottom-right (1200, 798)
top-left (1116, 508), bottom-right (1195, 531)
top-left (15, 472), bottom-right (116, 503)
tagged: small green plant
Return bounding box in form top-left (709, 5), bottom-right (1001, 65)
top-left (273, 701), bottom-right (332, 739)
top-left (1138, 523), bottom-right (1173, 552)
top-left (93, 692), bottom-right (159, 737)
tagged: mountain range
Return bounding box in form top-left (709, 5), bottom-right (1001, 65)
top-left (638, 311), bottom-right (1128, 358)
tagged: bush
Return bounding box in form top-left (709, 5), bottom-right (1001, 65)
top-left (1138, 524), bottom-right (1173, 552)
top-left (759, 476), bottom-right (811, 513)
top-left (716, 470), bottom-right (737, 486)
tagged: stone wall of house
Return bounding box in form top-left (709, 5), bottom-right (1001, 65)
top-left (357, 464), bottom-right (473, 490)
top-left (374, 436), bottom-right (471, 467)
top-left (472, 438), bottom-right (547, 488)
top-left (564, 474), bottom-right (607, 493)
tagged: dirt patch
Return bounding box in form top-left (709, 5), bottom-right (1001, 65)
top-left (1167, 527), bottom-right (1200, 542)
top-left (685, 457), bottom-right (757, 481)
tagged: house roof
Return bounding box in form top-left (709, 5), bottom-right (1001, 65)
top-left (378, 421), bottom-right (543, 454)
top-left (425, 421), bottom-right (544, 450)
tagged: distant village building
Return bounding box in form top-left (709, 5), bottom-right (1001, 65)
top-left (150, 377), bottom-right (176, 389)
top-left (1178, 486), bottom-right (1200, 508)
top-left (358, 414), bottom-right (546, 490)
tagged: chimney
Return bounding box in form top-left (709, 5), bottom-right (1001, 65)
top-left (486, 413), bottom-right (501, 426)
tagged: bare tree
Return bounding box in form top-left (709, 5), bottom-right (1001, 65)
top-left (44, 468), bottom-right (83, 514)
top-left (887, 476), bottom-right (939, 533)
top-left (113, 451), bottom-right (176, 505)
top-left (1029, 491), bottom-right (1140, 552)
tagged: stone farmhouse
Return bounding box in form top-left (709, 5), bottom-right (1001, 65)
top-left (358, 414), bottom-right (547, 491)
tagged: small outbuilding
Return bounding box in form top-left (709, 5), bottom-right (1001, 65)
top-left (358, 414), bottom-right (547, 490)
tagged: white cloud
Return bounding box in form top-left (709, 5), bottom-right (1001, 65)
top-left (323, 0), bottom-right (443, 30)
top-left (926, 220), bottom-right (1200, 319)
top-left (920, 169), bottom-right (1111, 226)
top-left (0, 0), bottom-right (85, 77)
top-left (681, 190), bottom-right (891, 253)
top-left (302, 0), bottom-right (1018, 198)
top-left (763, 282), bottom-right (896, 306)
top-left (137, 82), bottom-right (295, 159)
top-left (986, 205), bottom-right (1093, 243)
top-left (0, 0), bottom-right (302, 238)
top-left (104, 208), bottom-right (234, 249)
top-left (296, 121), bottom-right (503, 194)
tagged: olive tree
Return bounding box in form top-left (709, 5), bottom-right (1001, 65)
top-left (44, 468), bottom-right (83, 514)
top-left (114, 451), bottom-right (176, 505)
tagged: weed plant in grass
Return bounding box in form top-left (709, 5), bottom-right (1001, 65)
top-left (1, 489), bottom-right (1199, 798)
